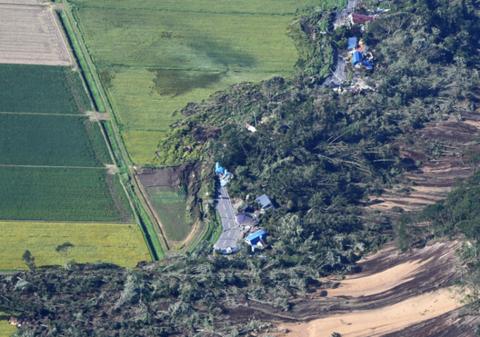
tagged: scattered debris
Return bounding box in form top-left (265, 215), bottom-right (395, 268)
top-left (9, 317), bottom-right (22, 327)
top-left (215, 162), bottom-right (233, 187)
top-left (245, 123), bottom-right (257, 133)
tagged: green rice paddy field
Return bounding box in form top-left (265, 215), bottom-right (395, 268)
top-left (0, 319), bottom-right (15, 337)
top-left (0, 64), bottom-right (89, 114)
top-left (69, 0), bottom-right (325, 163)
top-left (0, 221), bottom-right (150, 270)
top-left (0, 64), bottom-right (148, 269)
top-left (146, 186), bottom-right (192, 242)
top-left (0, 114), bottom-right (111, 166)
top-left (0, 167), bottom-right (130, 222)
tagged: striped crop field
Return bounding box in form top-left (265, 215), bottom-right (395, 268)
top-left (0, 114), bottom-right (111, 167)
top-left (68, 0), bottom-right (324, 164)
top-left (0, 63), bottom-right (150, 266)
top-left (0, 221), bottom-right (150, 270)
top-left (0, 167), bottom-right (131, 222)
top-left (0, 64), bottom-right (89, 113)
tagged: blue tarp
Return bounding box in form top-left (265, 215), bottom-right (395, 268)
top-left (352, 51), bottom-right (363, 65)
top-left (348, 37), bottom-right (358, 50)
top-left (245, 229), bottom-right (267, 246)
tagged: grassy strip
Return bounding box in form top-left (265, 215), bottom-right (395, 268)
top-left (58, 11), bottom-right (105, 113)
top-left (0, 319), bottom-right (15, 337)
top-left (145, 186), bottom-right (192, 242)
top-left (60, 4), bottom-right (166, 259)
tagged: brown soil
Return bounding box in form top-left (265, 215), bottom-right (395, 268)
top-left (366, 118), bottom-right (480, 214)
top-left (278, 287), bottom-right (463, 337)
top-left (137, 166), bottom-right (185, 189)
top-left (245, 241), bottom-right (476, 337)
top-left (136, 163), bottom-right (202, 249)
top-left (326, 258), bottom-right (430, 297)
top-left (0, 3), bottom-right (72, 66)
top-left (252, 115), bottom-right (480, 337)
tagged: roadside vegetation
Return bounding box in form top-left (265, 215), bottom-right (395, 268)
top-left (0, 0), bottom-right (479, 336)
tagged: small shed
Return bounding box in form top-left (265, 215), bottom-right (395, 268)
top-left (256, 194), bottom-right (274, 210)
top-left (350, 13), bottom-right (376, 25)
top-left (245, 229), bottom-right (268, 252)
top-left (352, 51), bottom-right (363, 65)
top-left (347, 37), bottom-right (358, 50)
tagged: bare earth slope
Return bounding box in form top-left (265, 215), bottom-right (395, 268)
top-left (237, 240), bottom-right (479, 337)
top-left (273, 241), bottom-right (475, 337)
top-left (251, 114), bottom-right (480, 336)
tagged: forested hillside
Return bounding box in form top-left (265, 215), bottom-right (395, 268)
top-left (0, 0), bottom-right (479, 336)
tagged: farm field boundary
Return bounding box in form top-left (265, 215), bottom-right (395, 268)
top-left (0, 7), bottom-right (157, 271)
top-left (0, 221), bottom-right (150, 270)
top-left (59, 3), bottom-right (167, 259)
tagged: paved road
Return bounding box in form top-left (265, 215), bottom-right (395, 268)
top-left (325, 0), bottom-right (359, 86)
top-left (324, 56), bottom-right (346, 87)
top-left (213, 186), bottom-right (244, 253)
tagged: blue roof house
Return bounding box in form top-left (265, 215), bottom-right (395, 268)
top-left (245, 229), bottom-right (268, 252)
top-left (347, 37), bottom-right (358, 50)
top-left (352, 51), bottom-right (363, 66)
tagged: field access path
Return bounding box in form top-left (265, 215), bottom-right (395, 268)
top-left (59, 1), bottom-right (168, 259)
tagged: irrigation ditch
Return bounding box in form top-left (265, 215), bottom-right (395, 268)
top-left (57, 2), bottom-right (168, 260)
